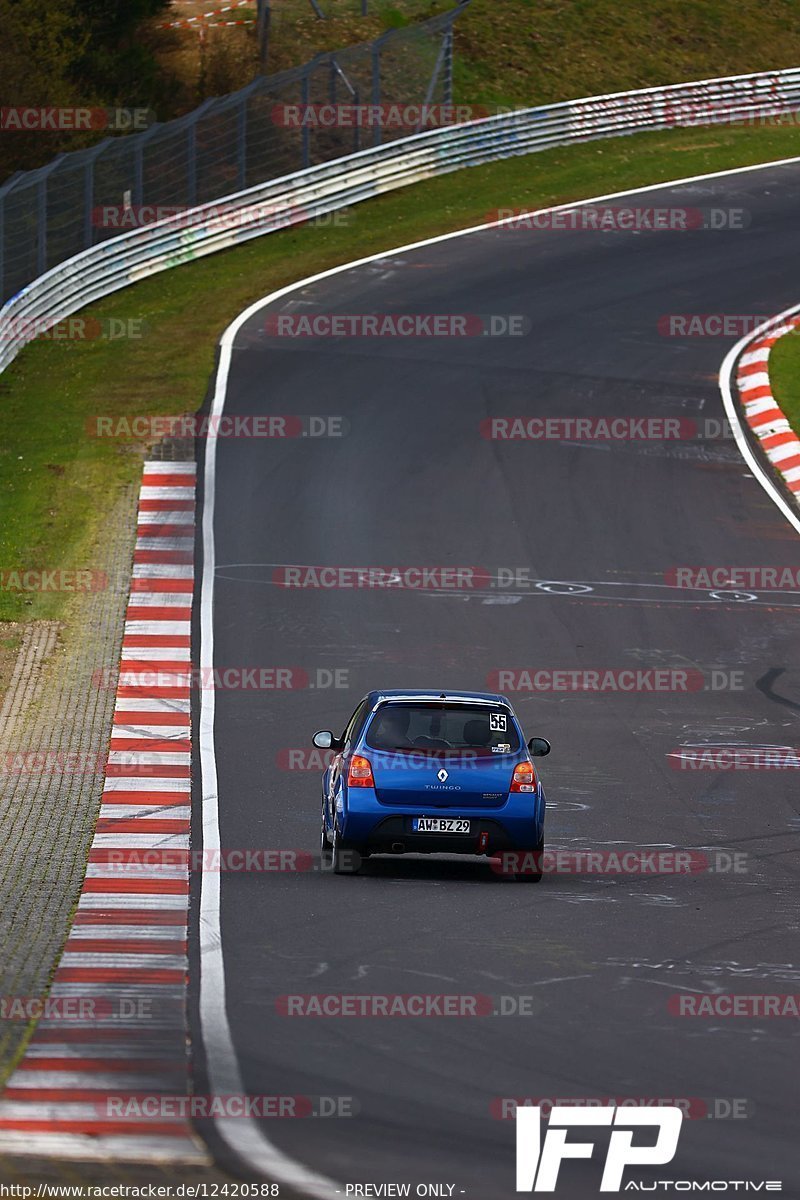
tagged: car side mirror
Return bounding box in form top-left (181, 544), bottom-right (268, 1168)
top-left (527, 737), bottom-right (551, 757)
top-left (313, 730), bottom-right (334, 749)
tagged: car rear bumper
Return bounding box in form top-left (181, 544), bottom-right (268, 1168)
top-left (349, 813), bottom-right (544, 855)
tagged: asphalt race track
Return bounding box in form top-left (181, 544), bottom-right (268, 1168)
top-left (190, 162), bottom-right (800, 1196)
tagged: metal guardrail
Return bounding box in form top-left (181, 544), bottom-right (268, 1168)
top-left (2, 66), bottom-right (800, 375)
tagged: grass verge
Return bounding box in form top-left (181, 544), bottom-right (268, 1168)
top-left (3, 118), bottom-right (800, 623)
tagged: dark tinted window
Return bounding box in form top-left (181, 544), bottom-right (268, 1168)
top-left (365, 703), bottom-right (519, 756)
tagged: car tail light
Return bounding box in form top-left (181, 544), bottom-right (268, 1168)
top-left (510, 761), bottom-right (536, 793)
top-left (347, 755), bottom-right (375, 788)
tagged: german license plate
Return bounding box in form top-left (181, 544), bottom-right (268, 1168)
top-left (412, 817), bottom-right (471, 834)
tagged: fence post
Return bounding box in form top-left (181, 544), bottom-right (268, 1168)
top-left (187, 115), bottom-right (198, 207)
top-left (301, 71), bottom-right (311, 168)
top-left (443, 25), bottom-right (454, 104)
top-left (186, 100), bottom-right (215, 208)
top-left (83, 140), bottom-right (112, 249)
top-left (237, 95), bottom-right (247, 190)
top-left (233, 84), bottom-right (260, 194)
top-left (83, 159), bottom-right (94, 249)
top-left (0, 187), bottom-right (4, 304)
top-left (353, 87), bottom-right (361, 153)
top-left (257, 0), bottom-right (271, 68)
top-left (37, 178), bottom-right (47, 277)
top-left (35, 155), bottom-right (65, 278)
top-left (371, 36), bottom-right (382, 146)
top-left (133, 125), bottom-right (160, 209)
top-left (413, 27), bottom-right (450, 133)
top-left (0, 173), bottom-right (23, 305)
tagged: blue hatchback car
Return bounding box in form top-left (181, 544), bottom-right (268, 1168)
top-left (314, 690), bottom-right (550, 879)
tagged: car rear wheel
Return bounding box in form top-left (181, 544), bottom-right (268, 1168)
top-left (320, 809), bottom-right (333, 870)
top-left (331, 822), bottom-right (364, 875)
top-left (515, 836), bottom-right (545, 883)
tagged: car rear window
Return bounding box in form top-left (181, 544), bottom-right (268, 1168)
top-left (365, 703), bottom-right (519, 756)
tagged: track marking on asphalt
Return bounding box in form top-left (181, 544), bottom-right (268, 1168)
top-left (198, 153), bottom-right (800, 1186)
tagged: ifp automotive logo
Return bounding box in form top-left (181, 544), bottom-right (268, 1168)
top-left (516, 1105), bottom-right (683, 1192)
top-left (515, 1106), bottom-right (783, 1192)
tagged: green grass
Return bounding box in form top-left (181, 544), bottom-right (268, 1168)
top-left (452, 0), bottom-right (800, 109)
top-left (3, 117), bottom-right (800, 622)
top-left (763, 325), bottom-right (800, 435)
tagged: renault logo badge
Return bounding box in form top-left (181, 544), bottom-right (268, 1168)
top-left (437, 768), bottom-right (449, 783)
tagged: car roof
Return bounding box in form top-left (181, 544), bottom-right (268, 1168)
top-left (367, 689), bottom-right (514, 708)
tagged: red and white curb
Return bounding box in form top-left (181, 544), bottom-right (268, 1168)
top-left (0, 462), bottom-right (206, 1163)
top-left (736, 318), bottom-right (800, 503)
